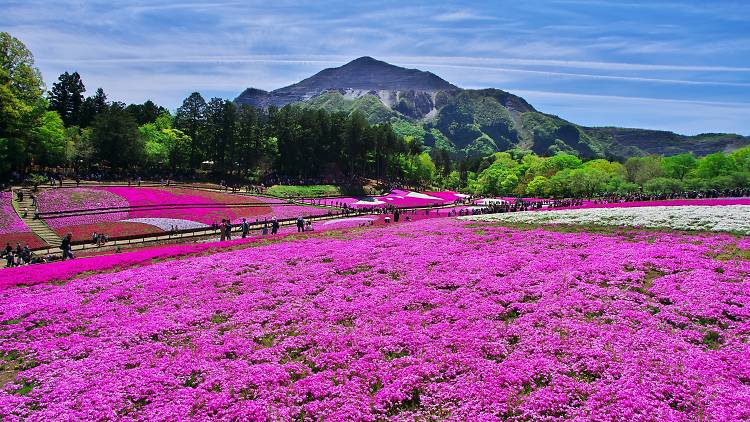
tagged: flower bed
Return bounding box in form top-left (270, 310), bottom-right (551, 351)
top-left (549, 197), bottom-right (750, 211)
top-left (464, 205), bottom-right (750, 234)
top-left (331, 190), bottom-right (468, 209)
top-left (37, 188), bottom-right (129, 215)
top-left (57, 222), bottom-right (164, 241)
top-left (0, 193), bottom-right (30, 236)
top-left (36, 187), bottom-right (325, 239)
top-left (0, 232), bottom-right (47, 250)
top-left (0, 193), bottom-right (46, 249)
top-left (1, 219), bottom-right (749, 419)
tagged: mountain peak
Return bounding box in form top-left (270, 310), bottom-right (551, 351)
top-left (236, 56), bottom-right (458, 109)
top-left (346, 56), bottom-right (380, 65)
top-left (288, 56), bottom-right (458, 92)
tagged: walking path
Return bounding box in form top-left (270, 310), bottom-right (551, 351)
top-left (11, 188), bottom-right (62, 248)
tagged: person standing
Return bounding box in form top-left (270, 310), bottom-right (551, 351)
top-left (61, 233), bottom-right (74, 260)
top-left (241, 218), bottom-right (249, 238)
top-left (271, 218), bottom-right (279, 235)
top-left (21, 245), bottom-right (31, 265)
top-left (296, 216), bottom-right (304, 232)
top-left (225, 220), bottom-right (232, 240)
top-left (220, 219), bottom-right (227, 241)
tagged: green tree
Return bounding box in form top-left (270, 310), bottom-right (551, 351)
top-left (625, 156), bottom-right (663, 185)
top-left (0, 32), bottom-right (47, 176)
top-left (661, 153), bottom-right (697, 180)
top-left (527, 153), bottom-right (582, 178)
top-left (695, 152), bottom-right (738, 179)
top-left (174, 92), bottom-right (207, 168)
top-left (567, 167), bottom-right (609, 197)
top-left (79, 87), bottom-right (108, 127)
top-left (526, 175), bottom-right (550, 197)
top-left (91, 102), bottom-right (143, 168)
top-left (47, 71), bottom-right (86, 126)
top-left (126, 100), bottom-right (167, 125)
top-left (584, 159), bottom-right (626, 176)
top-left (31, 111), bottom-right (66, 167)
top-left (477, 161), bottom-right (521, 195)
top-left (730, 146), bottom-right (750, 171)
top-left (162, 129), bottom-right (192, 173)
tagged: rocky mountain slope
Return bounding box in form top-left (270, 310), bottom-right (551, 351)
top-left (236, 57), bottom-right (749, 158)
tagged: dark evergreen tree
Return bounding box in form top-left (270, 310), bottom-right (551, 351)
top-left (126, 100), bottom-right (167, 125)
top-left (90, 102), bottom-right (143, 168)
top-left (47, 71), bottom-right (86, 126)
top-left (174, 92), bottom-right (207, 168)
top-left (79, 87), bottom-right (108, 127)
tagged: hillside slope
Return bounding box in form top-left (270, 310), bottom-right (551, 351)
top-left (236, 57), bottom-right (749, 158)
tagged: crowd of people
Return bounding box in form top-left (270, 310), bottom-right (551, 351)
top-left (91, 232), bottom-right (109, 247)
top-left (210, 215), bottom-right (318, 241)
top-left (3, 242), bottom-right (36, 267)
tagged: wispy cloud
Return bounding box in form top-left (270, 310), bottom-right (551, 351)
top-left (2, 0), bottom-right (748, 134)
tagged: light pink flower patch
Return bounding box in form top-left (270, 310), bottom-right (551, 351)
top-left (0, 193), bottom-right (30, 235)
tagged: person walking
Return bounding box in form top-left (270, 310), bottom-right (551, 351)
top-left (61, 233), bottom-right (74, 261)
top-left (225, 220), bottom-right (232, 241)
top-left (296, 216), bottom-right (304, 232)
top-left (220, 219), bottom-right (227, 241)
top-left (271, 218), bottom-right (279, 235)
top-left (262, 219), bottom-right (269, 235)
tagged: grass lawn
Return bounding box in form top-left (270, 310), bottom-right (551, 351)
top-left (266, 185), bottom-right (343, 198)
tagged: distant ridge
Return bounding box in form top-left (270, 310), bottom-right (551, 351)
top-left (235, 57), bottom-right (749, 158)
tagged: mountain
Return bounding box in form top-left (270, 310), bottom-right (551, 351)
top-left (236, 56), bottom-right (458, 120)
top-left (236, 57), bottom-right (749, 158)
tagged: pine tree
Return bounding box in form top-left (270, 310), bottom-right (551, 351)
top-left (48, 71), bottom-right (86, 126)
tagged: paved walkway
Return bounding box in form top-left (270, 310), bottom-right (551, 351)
top-left (11, 188), bottom-right (62, 248)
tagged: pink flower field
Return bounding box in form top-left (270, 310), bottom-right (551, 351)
top-left (37, 187), bottom-right (327, 239)
top-left (1, 218), bottom-right (749, 420)
top-left (304, 190), bottom-right (468, 209)
top-left (0, 193), bottom-right (46, 249)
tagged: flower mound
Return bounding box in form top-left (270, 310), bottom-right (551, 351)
top-left (0, 193), bottom-right (46, 249)
top-left (0, 219), bottom-right (749, 420)
top-left (0, 193), bottom-right (30, 235)
top-left (36, 187), bottom-right (327, 239)
top-left (38, 188), bottom-right (130, 229)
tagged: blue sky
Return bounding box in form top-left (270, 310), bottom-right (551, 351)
top-left (3, 0), bottom-right (750, 135)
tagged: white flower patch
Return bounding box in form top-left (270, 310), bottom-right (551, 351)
top-left (123, 218), bottom-right (209, 231)
top-left (461, 205), bottom-right (750, 234)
